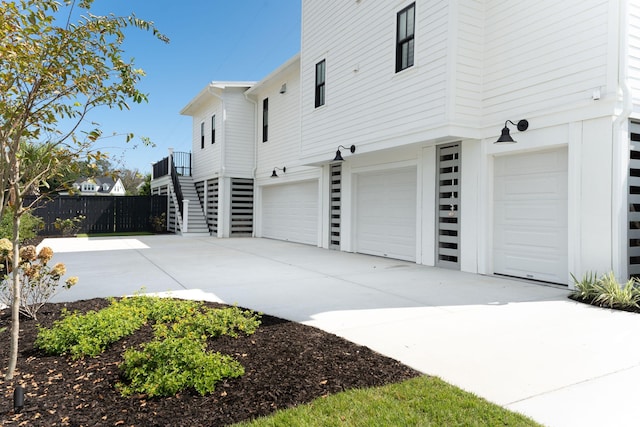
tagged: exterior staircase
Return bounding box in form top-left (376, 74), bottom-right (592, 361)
top-left (174, 176), bottom-right (210, 236)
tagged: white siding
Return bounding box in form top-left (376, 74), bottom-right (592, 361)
top-left (251, 60), bottom-right (306, 179)
top-left (452, 0), bottom-right (484, 125)
top-left (300, 0), bottom-right (450, 160)
top-left (483, 0), bottom-right (610, 122)
top-left (191, 102), bottom-right (222, 183)
top-left (630, 0), bottom-right (640, 111)
top-left (223, 88), bottom-right (256, 178)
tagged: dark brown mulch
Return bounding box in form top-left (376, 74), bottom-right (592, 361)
top-left (0, 299), bottom-right (421, 426)
top-left (568, 293), bottom-right (640, 313)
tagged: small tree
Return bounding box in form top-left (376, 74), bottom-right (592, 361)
top-left (0, 0), bottom-right (168, 380)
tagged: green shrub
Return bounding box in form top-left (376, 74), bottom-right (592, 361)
top-left (35, 295), bottom-right (262, 398)
top-left (570, 271), bottom-right (600, 301)
top-left (53, 214), bottom-right (86, 236)
top-left (35, 297), bottom-right (150, 358)
top-left (0, 209), bottom-right (44, 242)
top-left (593, 272), bottom-right (640, 309)
top-left (119, 304), bottom-right (261, 397)
top-left (570, 271), bottom-right (640, 310)
top-left (157, 306), bottom-right (261, 340)
top-left (149, 213), bottom-right (166, 233)
top-left (117, 332), bottom-right (245, 397)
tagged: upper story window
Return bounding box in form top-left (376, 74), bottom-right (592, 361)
top-left (262, 98), bottom-right (269, 142)
top-left (315, 59), bottom-right (326, 108)
top-left (211, 115), bottom-right (216, 144)
top-left (396, 3), bottom-right (415, 73)
top-left (200, 121), bottom-right (205, 149)
top-left (82, 183), bottom-right (96, 192)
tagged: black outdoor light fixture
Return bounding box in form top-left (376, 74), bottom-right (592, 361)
top-left (271, 167), bottom-right (286, 178)
top-left (333, 144), bottom-right (356, 161)
top-left (13, 386), bottom-right (24, 413)
top-left (495, 119), bottom-right (529, 144)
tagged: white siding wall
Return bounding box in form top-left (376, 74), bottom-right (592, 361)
top-left (452, 0), bottom-right (484, 126)
top-left (223, 88), bottom-right (256, 178)
top-left (300, 0), bottom-right (450, 161)
top-left (630, 0), bottom-right (640, 112)
top-left (252, 61), bottom-right (306, 179)
top-left (191, 101), bottom-right (222, 183)
top-left (483, 0), bottom-right (611, 124)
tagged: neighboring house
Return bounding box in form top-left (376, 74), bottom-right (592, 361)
top-left (153, 0), bottom-right (640, 287)
top-left (62, 177), bottom-right (126, 196)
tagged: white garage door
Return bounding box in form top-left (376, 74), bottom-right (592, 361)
top-left (355, 167), bottom-right (417, 261)
top-left (261, 180), bottom-right (318, 245)
top-left (494, 148), bottom-right (568, 284)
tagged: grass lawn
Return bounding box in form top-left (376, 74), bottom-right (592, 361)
top-left (234, 376), bottom-right (541, 427)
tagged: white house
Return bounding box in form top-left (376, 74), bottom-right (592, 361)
top-left (64, 177), bottom-right (126, 196)
top-left (153, 0), bottom-right (640, 287)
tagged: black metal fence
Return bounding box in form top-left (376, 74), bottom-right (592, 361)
top-left (152, 151), bottom-right (191, 179)
top-left (25, 195), bottom-right (167, 236)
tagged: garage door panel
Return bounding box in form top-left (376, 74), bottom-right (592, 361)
top-left (262, 181), bottom-right (318, 245)
top-left (494, 251), bottom-right (565, 282)
top-left (495, 227), bottom-right (567, 252)
top-left (494, 148), bottom-right (568, 285)
top-left (496, 173), bottom-right (567, 201)
top-left (496, 150), bottom-right (567, 176)
top-left (496, 201), bottom-right (568, 227)
top-left (355, 168), bottom-right (416, 262)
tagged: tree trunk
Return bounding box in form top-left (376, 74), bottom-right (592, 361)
top-left (4, 158), bottom-right (21, 380)
top-left (5, 210), bottom-right (21, 380)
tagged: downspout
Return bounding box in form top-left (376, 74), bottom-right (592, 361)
top-left (613, 0), bottom-right (632, 280)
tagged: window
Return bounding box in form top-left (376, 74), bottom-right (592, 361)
top-left (396, 3), bottom-right (415, 72)
top-left (262, 98), bottom-right (269, 142)
top-left (211, 115), bottom-right (216, 144)
top-left (200, 122), bottom-right (205, 149)
top-left (315, 59), bottom-right (326, 108)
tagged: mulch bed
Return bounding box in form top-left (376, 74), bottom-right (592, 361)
top-left (568, 293), bottom-right (640, 313)
top-left (0, 299), bottom-right (421, 426)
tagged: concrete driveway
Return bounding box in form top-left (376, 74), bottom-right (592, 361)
top-left (41, 235), bottom-right (640, 427)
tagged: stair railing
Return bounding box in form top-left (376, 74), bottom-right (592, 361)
top-left (170, 154), bottom-right (184, 218)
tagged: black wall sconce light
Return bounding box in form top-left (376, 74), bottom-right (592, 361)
top-left (495, 119), bottom-right (529, 144)
top-left (333, 145), bottom-right (356, 161)
top-left (271, 167), bottom-right (286, 178)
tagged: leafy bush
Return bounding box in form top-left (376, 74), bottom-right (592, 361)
top-left (157, 306), bottom-right (261, 340)
top-left (570, 271), bottom-right (640, 310)
top-left (53, 215), bottom-right (86, 236)
top-left (0, 243), bottom-right (78, 320)
top-left (35, 297), bottom-right (150, 358)
top-left (117, 332), bottom-right (245, 397)
top-left (35, 295), bottom-right (262, 397)
top-left (570, 271), bottom-right (600, 301)
top-left (149, 213), bottom-right (166, 233)
top-left (119, 304), bottom-right (261, 397)
top-left (0, 209), bottom-right (44, 242)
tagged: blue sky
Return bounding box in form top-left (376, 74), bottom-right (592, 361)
top-left (72, 0), bottom-right (301, 173)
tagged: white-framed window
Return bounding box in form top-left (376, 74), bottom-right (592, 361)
top-left (315, 59), bottom-right (326, 108)
top-left (396, 3), bottom-right (415, 72)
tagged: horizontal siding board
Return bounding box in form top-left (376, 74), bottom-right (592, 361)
top-left (301, 0), bottom-right (450, 157)
top-left (483, 0), bottom-right (609, 121)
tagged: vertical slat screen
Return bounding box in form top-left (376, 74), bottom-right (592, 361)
top-left (207, 179), bottom-right (219, 234)
top-left (230, 178), bottom-right (254, 236)
top-left (436, 143), bottom-right (461, 269)
top-left (629, 124), bottom-right (640, 278)
top-left (330, 163), bottom-right (342, 250)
